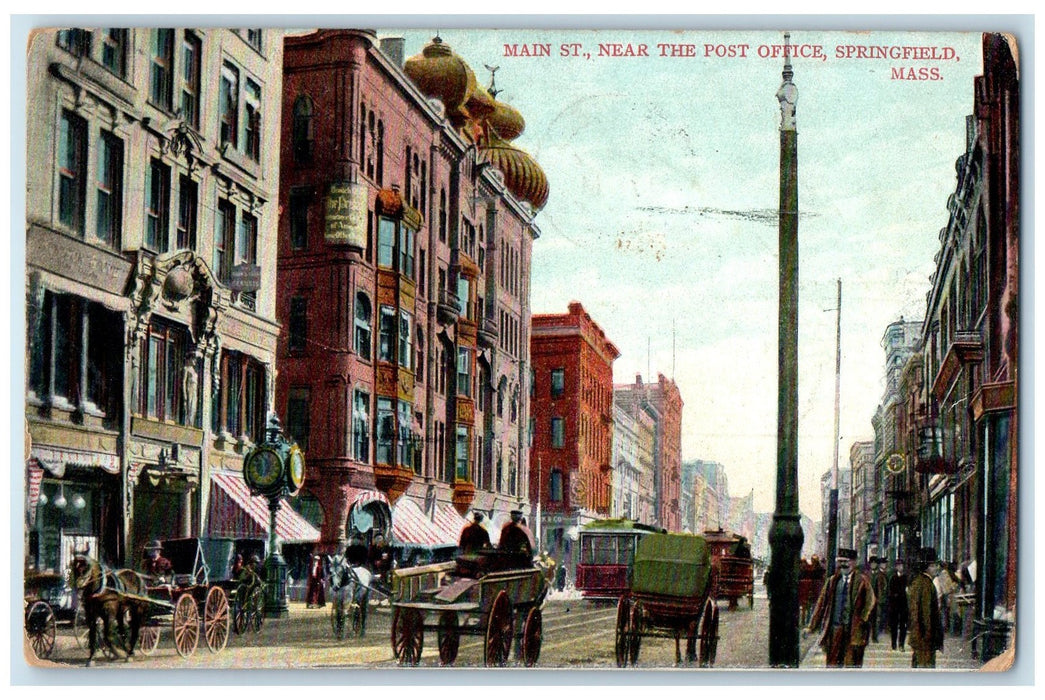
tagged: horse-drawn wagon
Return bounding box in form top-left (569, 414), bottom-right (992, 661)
top-left (703, 528), bottom-right (755, 610)
top-left (614, 532), bottom-right (720, 668)
top-left (387, 550), bottom-right (550, 667)
top-left (24, 570), bottom-right (68, 660)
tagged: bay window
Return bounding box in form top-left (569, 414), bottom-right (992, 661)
top-left (378, 306), bottom-right (396, 362)
top-left (353, 390), bottom-right (370, 462)
top-left (376, 397), bottom-right (394, 464)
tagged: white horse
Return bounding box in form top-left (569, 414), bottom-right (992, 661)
top-left (326, 553), bottom-right (373, 639)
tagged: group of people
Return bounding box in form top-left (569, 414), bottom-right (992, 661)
top-left (806, 547), bottom-right (954, 669)
top-left (459, 508), bottom-right (535, 569)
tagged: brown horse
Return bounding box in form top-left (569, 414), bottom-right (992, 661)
top-left (69, 552), bottom-right (150, 666)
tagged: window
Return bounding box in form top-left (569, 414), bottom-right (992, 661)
top-left (457, 276), bottom-right (470, 317)
top-left (243, 79), bottom-right (261, 161)
top-left (354, 294), bottom-right (372, 360)
top-left (237, 211), bottom-right (259, 308)
top-left (180, 32), bottom-right (201, 128)
top-left (550, 469), bottom-right (563, 502)
top-left (379, 306), bottom-right (396, 362)
top-left (399, 226), bottom-right (415, 279)
top-left (457, 348), bottom-right (472, 397)
top-left (399, 311), bottom-right (412, 370)
top-left (95, 131), bottom-right (123, 248)
top-left (57, 29), bottom-right (92, 57)
top-left (140, 319), bottom-right (189, 424)
top-left (455, 426), bottom-right (469, 481)
top-left (176, 176), bottom-right (197, 251)
top-left (397, 400), bottom-right (412, 468)
top-left (439, 189), bottom-right (447, 243)
top-left (292, 96), bottom-right (314, 163)
top-left (353, 390), bottom-right (370, 462)
top-left (551, 417), bottom-right (565, 448)
top-left (415, 333), bottom-right (424, 382)
top-left (289, 191), bottom-right (310, 250)
top-left (287, 387), bottom-right (310, 450)
top-left (150, 29), bottom-right (174, 111)
top-left (376, 397), bottom-right (394, 464)
top-left (377, 216), bottom-right (395, 267)
top-left (58, 110), bottom-right (86, 234)
top-left (529, 416), bottom-right (535, 447)
top-left (219, 62), bottom-right (239, 150)
top-left (289, 297), bottom-right (308, 353)
top-left (418, 250), bottom-right (426, 296)
top-left (245, 29), bottom-right (263, 51)
top-left (213, 200), bottom-right (235, 283)
top-left (101, 29), bottom-right (128, 78)
top-left (145, 159), bottom-right (170, 252)
top-left (551, 368), bottom-right (565, 397)
top-left (212, 350), bottom-right (265, 441)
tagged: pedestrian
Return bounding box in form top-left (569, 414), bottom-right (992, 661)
top-left (306, 553), bottom-right (326, 608)
top-left (555, 563), bottom-right (567, 592)
top-left (869, 556), bottom-right (889, 643)
top-left (887, 558), bottom-right (909, 651)
top-left (806, 547), bottom-right (876, 667)
top-left (908, 547), bottom-right (945, 668)
top-left (459, 511), bottom-right (492, 554)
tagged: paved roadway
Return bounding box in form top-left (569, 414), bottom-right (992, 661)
top-left (34, 585), bottom-right (982, 672)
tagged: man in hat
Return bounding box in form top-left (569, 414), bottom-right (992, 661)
top-left (869, 556), bottom-right (889, 643)
top-left (908, 547), bottom-right (944, 668)
top-left (887, 558), bottom-right (909, 651)
top-left (142, 540), bottom-right (172, 581)
top-left (806, 547), bottom-right (877, 667)
top-left (499, 509), bottom-right (534, 568)
top-left (459, 511), bottom-right (492, 554)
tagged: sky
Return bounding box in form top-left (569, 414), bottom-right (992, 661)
top-left (389, 27), bottom-right (987, 519)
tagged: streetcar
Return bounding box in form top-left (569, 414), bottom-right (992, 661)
top-left (575, 519), bottom-right (665, 601)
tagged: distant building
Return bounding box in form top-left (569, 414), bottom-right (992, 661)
top-left (611, 398), bottom-right (656, 522)
top-left (848, 441), bottom-right (876, 563)
top-left (820, 466), bottom-right (852, 556)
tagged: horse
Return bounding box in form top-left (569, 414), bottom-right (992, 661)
top-left (326, 553), bottom-right (373, 638)
top-left (69, 552), bottom-right (150, 666)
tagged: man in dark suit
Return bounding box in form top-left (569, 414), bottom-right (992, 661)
top-left (806, 547), bottom-right (877, 667)
top-left (459, 511), bottom-right (492, 554)
top-left (499, 509), bottom-right (535, 568)
top-left (869, 556), bottom-right (889, 643)
top-left (908, 547), bottom-right (944, 668)
top-left (887, 558), bottom-right (909, 651)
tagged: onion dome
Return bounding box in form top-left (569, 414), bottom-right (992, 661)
top-left (488, 99), bottom-right (525, 141)
top-left (465, 84), bottom-right (496, 121)
top-left (404, 37), bottom-right (476, 120)
top-left (481, 133), bottom-right (549, 211)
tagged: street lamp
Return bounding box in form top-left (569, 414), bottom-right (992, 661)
top-left (243, 411), bottom-right (307, 618)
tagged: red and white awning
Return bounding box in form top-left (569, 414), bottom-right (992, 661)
top-left (433, 504), bottom-right (469, 544)
top-left (26, 461), bottom-right (44, 524)
top-left (351, 489), bottom-right (389, 509)
top-left (209, 472), bottom-right (320, 543)
top-left (391, 498), bottom-right (456, 547)
top-left (30, 445), bottom-right (120, 476)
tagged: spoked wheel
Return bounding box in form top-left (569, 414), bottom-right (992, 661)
top-left (437, 611), bottom-right (460, 666)
top-left (138, 624), bottom-right (161, 656)
top-left (698, 599), bottom-right (718, 667)
top-left (204, 587), bottom-right (230, 653)
top-left (614, 596), bottom-right (632, 668)
top-left (484, 591), bottom-right (514, 667)
top-left (234, 588), bottom-right (248, 636)
top-left (25, 601), bottom-right (57, 659)
top-left (247, 586), bottom-right (264, 634)
top-left (521, 607), bottom-right (543, 667)
top-left (173, 593), bottom-right (200, 657)
top-left (330, 595), bottom-right (347, 640)
top-left (628, 600), bottom-right (643, 665)
top-left (391, 607), bottom-right (424, 665)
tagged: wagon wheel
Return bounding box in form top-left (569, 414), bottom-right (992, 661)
top-left (614, 596), bottom-right (632, 668)
top-left (138, 623), bottom-right (161, 656)
top-left (484, 591), bottom-right (514, 667)
top-left (391, 607), bottom-right (424, 665)
top-left (25, 601), bottom-right (57, 659)
top-left (628, 599), bottom-right (643, 665)
top-left (173, 592), bottom-right (200, 657)
top-left (330, 593), bottom-right (347, 640)
top-left (521, 607), bottom-right (543, 667)
top-left (698, 599), bottom-right (717, 667)
top-left (204, 587), bottom-right (230, 653)
top-left (247, 586), bottom-right (265, 634)
top-left (437, 611), bottom-right (460, 666)
top-left (685, 618), bottom-right (699, 665)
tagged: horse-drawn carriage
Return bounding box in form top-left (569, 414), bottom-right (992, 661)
top-left (703, 528), bottom-right (755, 610)
top-left (797, 559), bottom-right (826, 625)
top-left (387, 549), bottom-right (550, 667)
top-left (24, 570), bottom-right (70, 660)
top-left (615, 532), bottom-right (720, 668)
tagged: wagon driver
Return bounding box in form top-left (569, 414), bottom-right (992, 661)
top-left (499, 509), bottom-right (534, 568)
top-left (459, 511), bottom-right (492, 554)
top-left (142, 540), bottom-right (172, 582)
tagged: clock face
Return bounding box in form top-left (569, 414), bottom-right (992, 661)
top-left (288, 446), bottom-right (305, 491)
top-left (246, 449), bottom-right (282, 491)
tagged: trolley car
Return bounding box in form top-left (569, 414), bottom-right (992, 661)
top-left (575, 519), bottom-right (664, 601)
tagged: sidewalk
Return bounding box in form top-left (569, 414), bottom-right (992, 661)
top-left (801, 627), bottom-right (985, 671)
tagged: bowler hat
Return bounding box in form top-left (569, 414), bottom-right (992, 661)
top-left (145, 540), bottom-right (163, 552)
top-left (837, 548), bottom-right (857, 560)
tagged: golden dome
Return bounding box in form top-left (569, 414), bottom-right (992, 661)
top-left (481, 134), bottom-right (549, 211)
top-left (465, 84), bottom-right (496, 120)
top-left (488, 99), bottom-right (525, 141)
top-left (404, 37), bottom-right (476, 118)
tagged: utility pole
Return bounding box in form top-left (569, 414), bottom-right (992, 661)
top-left (826, 279), bottom-right (842, 575)
top-left (768, 31), bottom-right (804, 668)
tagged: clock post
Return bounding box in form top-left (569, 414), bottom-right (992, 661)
top-left (243, 411), bottom-right (307, 619)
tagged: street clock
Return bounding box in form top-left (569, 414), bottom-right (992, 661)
top-left (886, 453), bottom-right (906, 475)
top-left (245, 447), bottom-right (284, 493)
top-left (288, 445), bottom-right (306, 493)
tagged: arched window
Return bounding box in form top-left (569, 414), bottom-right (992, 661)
top-left (376, 120), bottom-right (385, 184)
top-left (292, 95), bottom-right (314, 163)
top-left (354, 293), bottom-right (372, 360)
top-left (439, 188), bottom-right (447, 243)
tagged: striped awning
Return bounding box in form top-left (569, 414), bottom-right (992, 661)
top-left (209, 472), bottom-right (320, 543)
top-left (433, 504), bottom-right (469, 544)
top-left (351, 489), bottom-right (389, 509)
top-left (30, 445), bottom-right (120, 476)
top-left (391, 498), bottom-right (455, 548)
top-left (26, 461), bottom-right (44, 525)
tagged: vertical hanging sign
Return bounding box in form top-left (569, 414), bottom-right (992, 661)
top-left (325, 181), bottom-right (368, 248)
